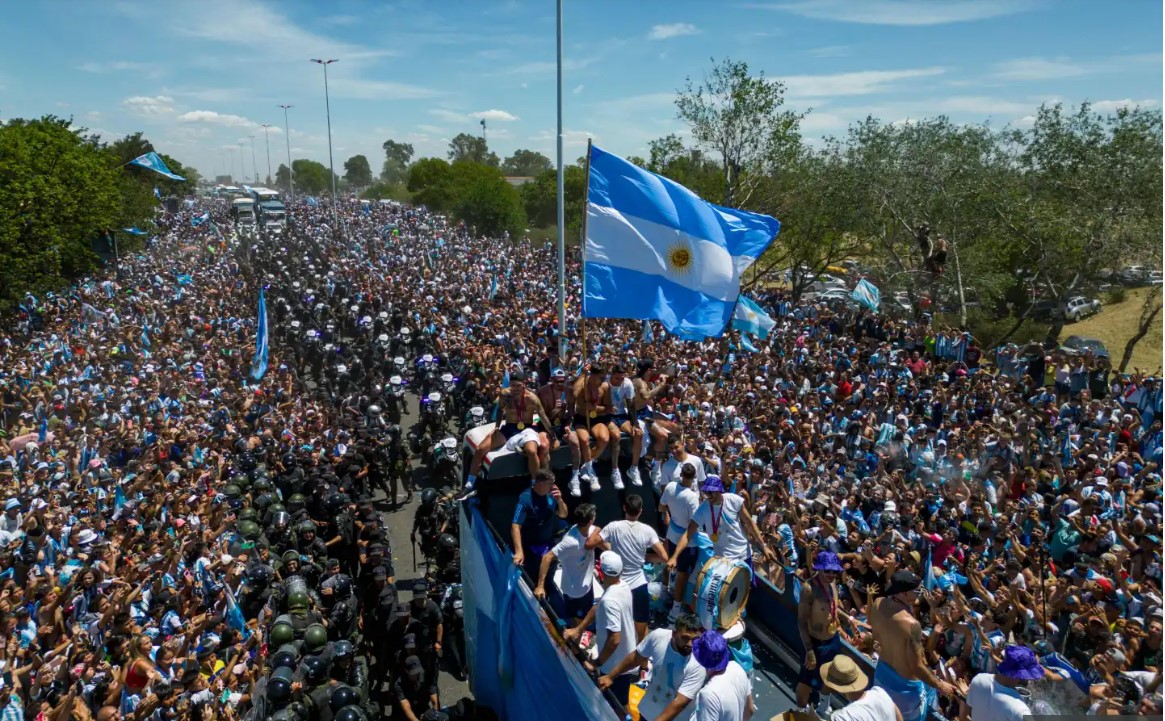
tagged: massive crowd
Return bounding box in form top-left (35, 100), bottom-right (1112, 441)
top-left (0, 191), bottom-right (1160, 721)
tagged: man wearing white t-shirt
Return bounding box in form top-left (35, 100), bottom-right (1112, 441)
top-left (565, 552), bottom-right (639, 713)
top-left (962, 645), bottom-right (1042, 721)
top-left (820, 655), bottom-right (901, 721)
top-left (660, 435), bottom-right (706, 491)
top-left (598, 614), bottom-right (706, 721)
top-left (690, 629), bottom-right (754, 721)
top-left (669, 476), bottom-right (776, 568)
top-left (660, 462), bottom-right (701, 619)
top-left (588, 493), bottom-right (669, 642)
top-left (535, 503), bottom-right (598, 628)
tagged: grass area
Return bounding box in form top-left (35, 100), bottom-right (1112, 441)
top-left (1069, 287), bottom-right (1163, 372)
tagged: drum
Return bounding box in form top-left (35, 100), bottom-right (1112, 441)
top-left (694, 556), bottom-right (751, 631)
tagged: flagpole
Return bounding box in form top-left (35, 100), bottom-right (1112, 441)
top-left (554, 0), bottom-right (567, 361)
top-left (580, 138), bottom-right (593, 434)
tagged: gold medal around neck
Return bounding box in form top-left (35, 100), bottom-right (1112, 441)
top-left (589, 411), bottom-right (597, 419)
top-left (517, 423), bottom-right (525, 430)
top-left (711, 533), bottom-right (719, 542)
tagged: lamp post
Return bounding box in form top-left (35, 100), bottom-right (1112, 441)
top-left (260, 124), bottom-right (274, 185)
top-left (279, 104), bottom-right (294, 198)
top-left (310, 58), bottom-right (339, 229)
top-left (238, 142), bottom-right (247, 183)
top-left (249, 135), bottom-right (259, 186)
top-left (554, 0), bottom-right (567, 358)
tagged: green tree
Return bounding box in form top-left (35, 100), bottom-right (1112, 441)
top-left (343, 154), bottom-right (373, 187)
top-left (0, 117), bottom-right (129, 309)
top-left (406, 157), bottom-right (454, 210)
top-left (447, 133), bottom-right (499, 166)
top-left (275, 163), bottom-right (291, 192)
top-left (381, 139), bottom-right (414, 184)
top-left (519, 165), bottom-right (586, 234)
top-left (501, 149), bottom-right (552, 177)
top-left (450, 162), bottom-right (525, 237)
top-left (360, 182), bottom-right (410, 203)
top-left (291, 159), bottom-right (337, 195)
top-left (675, 57), bottom-right (803, 207)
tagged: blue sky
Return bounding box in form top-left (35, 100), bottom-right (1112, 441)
top-left (2, 0), bottom-right (1160, 182)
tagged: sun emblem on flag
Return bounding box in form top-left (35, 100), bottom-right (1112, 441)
top-left (666, 242), bottom-right (693, 275)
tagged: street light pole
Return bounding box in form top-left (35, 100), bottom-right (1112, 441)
top-left (260, 124), bottom-right (274, 185)
top-left (249, 135), bottom-right (258, 186)
top-left (310, 58), bottom-right (340, 230)
top-left (239, 142), bottom-right (247, 183)
top-left (279, 104), bottom-right (295, 199)
top-left (554, 0), bottom-right (567, 359)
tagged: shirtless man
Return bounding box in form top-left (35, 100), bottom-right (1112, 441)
top-left (538, 368), bottom-right (582, 496)
top-left (572, 363), bottom-right (611, 492)
top-left (631, 360), bottom-right (679, 486)
top-left (466, 370), bottom-right (549, 491)
top-left (869, 570), bottom-right (957, 721)
top-left (797, 551), bottom-right (865, 707)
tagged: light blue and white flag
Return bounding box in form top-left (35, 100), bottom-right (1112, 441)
top-left (153, 187), bottom-right (162, 200)
top-left (128, 152), bottom-right (185, 181)
top-left (250, 288), bottom-right (269, 380)
top-left (306, 196), bottom-right (319, 207)
top-left (851, 279), bottom-right (881, 312)
top-left (582, 145), bottom-right (780, 340)
top-left (122, 227), bottom-right (149, 236)
top-left (489, 275), bottom-right (499, 301)
top-left (641, 320), bottom-right (654, 344)
top-left (740, 335), bottom-right (760, 353)
top-left (191, 213), bottom-right (210, 227)
top-left (731, 295), bottom-right (775, 340)
top-left (224, 586), bottom-right (250, 638)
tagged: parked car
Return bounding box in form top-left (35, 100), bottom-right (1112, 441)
top-left (1148, 271), bottom-right (1162, 286)
top-left (1120, 266), bottom-right (1149, 286)
top-left (1061, 335), bottom-right (1109, 359)
top-left (1064, 296), bottom-right (1102, 322)
top-left (1027, 300), bottom-right (1063, 321)
top-left (809, 275), bottom-right (848, 293)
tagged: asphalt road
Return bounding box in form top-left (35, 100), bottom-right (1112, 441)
top-left (376, 394), bottom-right (473, 708)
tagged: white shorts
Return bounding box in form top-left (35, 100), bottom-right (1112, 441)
top-left (503, 428), bottom-right (541, 453)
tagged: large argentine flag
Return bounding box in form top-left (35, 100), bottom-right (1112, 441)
top-left (582, 146), bottom-right (780, 340)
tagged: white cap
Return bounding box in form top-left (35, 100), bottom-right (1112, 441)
top-left (599, 551), bottom-right (623, 576)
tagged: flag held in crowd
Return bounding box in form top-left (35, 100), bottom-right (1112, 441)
top-left (153, 187), bottom-right (162, 200)
top-left (250, 287), bottom-right (269, 381)
top-left (191, 213), bottom-right (210, 228)
top-left (128, 151), bottom-right (186, 181)
top-left (306, 196), bottom-right (320, 207)
top-left (581, 145), bottom-right (780, 340)
top-left (851, 279), bottom-right (881, 312)
top-left (731, 295), bottom-right (776, 340)
top-left (122, 227), bottom-right (148, 236)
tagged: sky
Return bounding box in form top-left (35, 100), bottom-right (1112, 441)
top-left (1, 0), bottom-right (1161, 183)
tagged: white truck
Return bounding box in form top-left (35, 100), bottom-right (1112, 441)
top-left (231, 198), bottom-right (256, 233)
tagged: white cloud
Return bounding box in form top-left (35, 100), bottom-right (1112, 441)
top-left (1089, 98), bottom-right (1159, 113)
top-left (992, 57), bottom-right (1090, 81)
top-left (648, 23), bottom-right (700, 40)
top-left (932, 96), bottom-right (1031, 115)
top-left (752, 0), bottom-right (1042, 26)
top-left (779, 67), bottom-right (945, 97)
top-left (177, 110), bottom-right (260, 129)
top-left (470, 109), bottom-right (520, 122)
top-left (573, 84), bottom-right (585, 95)
top-left (808, 45), bottom-right (850, 58)
top-left (122, 95), bottom-right (176, 116)
top-left (77, 60), bottom-right (156, 74)
top-left (324, 77), bottom-right (438, 101)
top-left (85, 111), bottom-right (102, 120)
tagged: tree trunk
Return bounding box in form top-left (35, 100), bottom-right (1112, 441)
top-left (1118, 288), bottom-right (1163, 372)
top-left (952, 243), bottom-right (968, 329)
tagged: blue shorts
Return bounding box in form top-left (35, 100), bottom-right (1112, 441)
top-left (630, 584), bottom-right (650, 623)
top-left (798, 634), bottom-right (843, 689)
top-left (666, 539), bottom-right (698, 574)
top-left (562, 588), bottom-right (595, 620)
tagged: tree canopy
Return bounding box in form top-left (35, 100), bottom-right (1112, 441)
top-left (501, 149), bottom-right (552, 177)
top-left (342, 154), bottom-right (373, 188)
top-left (290, 159), bottom-right (338, 195)
top-left (381, 139), bottom-right (414, 184)
top-left (448, 133), bottom-right (499, 167)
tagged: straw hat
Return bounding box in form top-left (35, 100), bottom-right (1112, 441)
top-left (820, 655), bottom-right (869, 694)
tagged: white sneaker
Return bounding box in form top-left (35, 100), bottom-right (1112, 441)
top-left (650, 460), bottom-right (662, 487)
top-left (627, 466), bottom-right (643, 486)
top-left (589, 470), bottom-right (601, 492)
top-left (569, 473), bottom-right (582, 497)
top-left (611, 467), bottom-right (624, 490)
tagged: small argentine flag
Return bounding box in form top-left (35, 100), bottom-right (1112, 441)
top-left (851, 279), bottom-right (881, 312)
top-left (731, 295), bottom-right (775, 340)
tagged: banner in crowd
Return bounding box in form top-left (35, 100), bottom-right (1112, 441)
top-left (732, 294), bottom-right (775, 339)
top-left (459, 503), bottom-right (619, 721)
top-left (128, 151), bottom-right (186, 181)
top-left (582, 145), bottom-right (780, 341)
top-left (251, 287), bottom-right (269, 380)
top-left (852, 278), bottom-right (881, 312)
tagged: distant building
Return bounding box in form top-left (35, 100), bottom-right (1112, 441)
top-left (505, 176), bottom-right (534, 187)
top-left (215, 175), bottom-right (233, 185)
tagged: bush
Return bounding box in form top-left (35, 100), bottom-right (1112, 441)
top-left (1105, 286), bottom-right (1128, 305)
top-left (360, 182), bottom-right (410, 202)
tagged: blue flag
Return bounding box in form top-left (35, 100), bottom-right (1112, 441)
top-left (191, 213), bottom-right (210, 227)
top-left (141, 325), bottom-right (151, 349)
top-left (128, 152), bottom-right (186, 181)
top-left (176, 274), bottom-right (193, 286)
top-left (306, 196), bottom-right (319, 207)
top-left (122, 227), bottom-right (148, 236)
top-left (153, 187), bottom-right (162, 200)
top-left (250, 288), bottom-right (269, 380)
top-left (923, 543), bottom-right (935, 591)
top-left (851, 279), bottom-right (881, 312)
top-left (224, 586), bottom-right (250, 638)
top-left (501, 369), bottom-right (510, 389)
top-left (641, 320), bottom-right (654, 344)
top-left (740, 335), bottom-right (760, 353)
top-left (582, 145), bottom-right (780, 340)
top-left (38, 415), bottom-right (47, 444)
top-left (489, 275), bottom-right (499, 301)
top-left (732, 295), bottom-right (775, 340)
